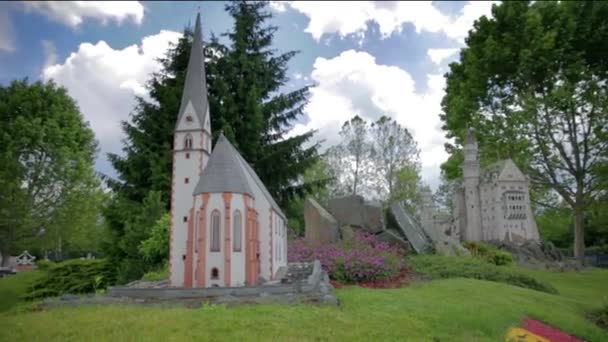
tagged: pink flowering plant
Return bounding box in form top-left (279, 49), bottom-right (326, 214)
top-left (288, 231), bottom-right (406, 283)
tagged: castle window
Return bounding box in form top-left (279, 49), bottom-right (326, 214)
top-left (186, 152), bottom-right (190, 159)
top-left (184, 134), bottom-right (193, 150)
top-left (211, 268), bottom-right (219, 280)
top-left (233, 210), bottom-right (242, 252)
top-left (185, 177), bottom-right (189, 184)
top-left (210, 210), bottom-right (221, 252)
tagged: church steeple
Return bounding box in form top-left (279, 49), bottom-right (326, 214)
top-left (176, 12), bottom-right (209, 130)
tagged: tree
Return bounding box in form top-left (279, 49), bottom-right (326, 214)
top-left (0, 79), bottom-right (99, 265)
top-left (326, 116), bottom-right (374, 197)
top-left (440, 1), bottom-right (608, 261)
top-left (210, 1), bottom-right (321, 206)
top-left (370, 115), bottom-right (420, 202)
top-left (391, 164), bottom-right (423, 212)
top-left (138, 213), bottom-right (170, 268)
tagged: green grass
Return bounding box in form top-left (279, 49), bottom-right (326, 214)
top-left (0, 262), bottom-right (606, 341)
top-left (0, 271), bottom-right (44, 313)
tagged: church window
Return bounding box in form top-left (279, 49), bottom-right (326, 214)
top-left (210, 210), bottom-right (221, 252)
top-left (186, 115), bottom-right (193, 123)
top-left (211, 268), bottom-right (219, 280)
top-left (185, 178), bottom-right (189, 184)
top-left (185, 152), bottom-right (190, 159)
top-left (233, 210), bottom-right (242, 252)
top-left (184, 134), bottom-right (193, 149)
top-left (183, 216), bottom-right (188, 223)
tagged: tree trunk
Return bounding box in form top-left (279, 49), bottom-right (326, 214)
top-left (573, 204), bottom-right (585, 264)
top-left (0, 248), bottom-right (10, 267)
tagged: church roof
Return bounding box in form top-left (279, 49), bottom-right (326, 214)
top-left (176, 13), bottom-right (209, 129)
top-left (194, 134), bottom-right (286, 219)
top-left (194, 134), bottom-right (254, 197)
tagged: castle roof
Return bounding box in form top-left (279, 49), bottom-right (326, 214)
top-left (480, 159), bottom-right (527, 184)
top-left (194, 134), bottom-right (286, 219)
top-left (176, 13), bottom-right (209, 130)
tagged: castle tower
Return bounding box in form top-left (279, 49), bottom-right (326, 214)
top-left (169, 13), bottom-right (212, 287)
top-left (462, 128), bottom-right (482, 241)
top-left (420, 188), bottom-right (438, 241)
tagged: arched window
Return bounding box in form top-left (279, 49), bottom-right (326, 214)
top-left (184, 134), bottom-right (193, 150)
top-left (211, 268), bottom-right (219, 280)
top-left (210, 210), bottom-right (221, 252)
top-left (233, 210), bottom-right (242, 252)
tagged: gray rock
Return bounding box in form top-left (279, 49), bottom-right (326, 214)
top-left (304, 198), bottom-right (340, 244)
top-left (339, 225), bottom-right (356, 241)
top-left (376, 229), bottom-right (410, 250)
top-left (321, 294), bottom-right (338, 306)
top-left (327, 195), bottom-right (384, 233)
top-left (389, 202), bottom-right (433, 253)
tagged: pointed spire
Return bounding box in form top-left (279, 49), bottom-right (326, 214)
top-left (176, 13), bottom-right (209, 129)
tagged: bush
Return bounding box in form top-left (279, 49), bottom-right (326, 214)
top-left (463, 241), bottom-right (514, 266)
top-left (288, 231), bottom-right (406, 283)
top-left (409, 255), bottom-right (558, 294)
top-left (24, 259), bottom-right (117, 300)
top-left (142, 264), bottom-right (168, 281)
top-left (35, 259), bottom-right (55, 270)
top-left (588, 303), bottom-right (608, 331)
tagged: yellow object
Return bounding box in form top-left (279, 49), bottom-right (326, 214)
top-left (505, 327), bottom-right (551, 342)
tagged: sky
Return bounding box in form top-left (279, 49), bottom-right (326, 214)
top-left (0, 1), bottom-right (499, 191)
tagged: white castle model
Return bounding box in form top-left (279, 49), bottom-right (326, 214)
top-left (422, 129), bottom-right (540, 244)
top-left (169, 14), bottom-right (287, 288)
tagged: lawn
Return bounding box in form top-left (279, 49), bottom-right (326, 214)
top-left (0, 263), bottom-right (606, 341)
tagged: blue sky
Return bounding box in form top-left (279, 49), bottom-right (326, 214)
top-left (0, 1), bottom-right (498, 190)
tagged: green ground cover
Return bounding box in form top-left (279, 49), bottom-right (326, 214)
top-left (0, 258), bottom-right (606, 341)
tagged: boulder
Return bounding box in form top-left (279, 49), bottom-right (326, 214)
top-left (327, 195), bottom-right (384, 233)
top-left (304, 198), bottom-right (339, 244)
top-left (388, 202), bottom-right (433, 253)
top-left (376, 229), bottom-right (410, 250)
top-left (339, 225), bottom-right (356, 241)
top-left (434, 236), bottom-right (471, 257)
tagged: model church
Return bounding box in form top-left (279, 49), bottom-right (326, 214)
top-left (448, 129), bottom-right (540, 243)
top-left (169, 14), bottom-right (287, 288)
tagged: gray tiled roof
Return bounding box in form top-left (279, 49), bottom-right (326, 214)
top-left (194, 134), bottom-right (287, 220)
top-left (194, 134), bottom-right (254, 196)
top-left (176, 13), bottom-right (209, 129)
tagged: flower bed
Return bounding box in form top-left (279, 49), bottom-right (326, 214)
top-left (288, 231), bottom-right (407, 285)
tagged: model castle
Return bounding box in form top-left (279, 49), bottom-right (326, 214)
top-left (423, 129), bottom-right (540, 244)
top-left (169, 14), bottom-right (287, 288)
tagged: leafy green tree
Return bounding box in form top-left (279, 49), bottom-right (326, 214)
top-left (326, 116), bottom-right (374, 197)
top-left (0, 79), bottom-right (99, 266)
top-left (370, 115), bottom-right (420, 202)
top-left (138, 213), bottom-right (169, 268)
top-left (440, 1), bottom-right (608, 261)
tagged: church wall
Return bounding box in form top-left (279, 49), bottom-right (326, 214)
top-left (205, 193), bottom-right (224, 287)
top-left (230, 194), bottom-right (246, 287)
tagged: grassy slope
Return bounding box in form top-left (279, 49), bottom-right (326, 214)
top-left (0, 266), bottom-right (607, 341)
top-left (0, 271), bottom-right (44, 313)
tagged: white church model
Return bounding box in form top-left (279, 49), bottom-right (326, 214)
top-left (169, 14), bottom-right (287, 288)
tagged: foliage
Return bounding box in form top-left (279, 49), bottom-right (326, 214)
top-left (588, 303), bottom-right (608, 331)
top-left (141, 266), bottom-right (169, 281)
top-left (409, 255), bottom-right (557, 294)
top-left (284, 158), bottom-right (335, 236)
top-left (440, 1), bottom-right (608, 260)
top-left (3, 269), bottom-right (608, 341)
top-left (103, 191), bottom-right (165, 284)
top-left (288, 231), bottom-right (406, 283)
top-left (463, 241), bottom-right (514, 266)
top-left (0, 270), bottom-right (45, 312)
top-left (326, 115), bottom-right (422, 205)
top-left (0, 79), bottom-right (100, 265)
top-left (35, 259), bottom-right (55, 271)
top-left (138, 213), bottom-right (170, 267)
top-left (23, 259), bottom-right (116, 300)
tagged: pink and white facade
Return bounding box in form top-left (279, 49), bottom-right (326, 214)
top-left (169, 14), bottom-right (287, 288)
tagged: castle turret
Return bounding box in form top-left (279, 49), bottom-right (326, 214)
top-left (169, 13), bottom-right (212, 287)
top-left (462, 128), bottom-right (482, 241)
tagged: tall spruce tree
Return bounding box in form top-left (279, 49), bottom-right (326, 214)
top-left (211, 1), bottom-right (320, 205)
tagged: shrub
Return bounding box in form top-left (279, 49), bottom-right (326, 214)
top-left (288, 231), bottom-right (406, 284)
top-left (409, 255), bottom-right (558, 294)
top-left (142, 265), bottom-right (168, 281)
top-left (35, 259), bottom-right (55, 270)
top-left (588, 303), bottom-right (608, 331)
top-left (24, 259), bottom-right (117, 300)
top-left (463, 241), bottom-right (514, 266)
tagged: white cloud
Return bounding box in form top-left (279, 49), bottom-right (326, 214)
top-left (42, 30), bottom-right (182, 173)
top-left (21, 1), bottom-right (144, 28)
top-left (0, 10), bottom-right (16, 53)
top-left (293, 72), bottom-right (303, 80)
top-left (287, 50), bottom-right (449, 190)
top-left (427, 48), bottom-right (459, 66)
top-left (277, 1), bottom-right (498, 43)
top-left (42, 40), bottom-right (58, 67)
